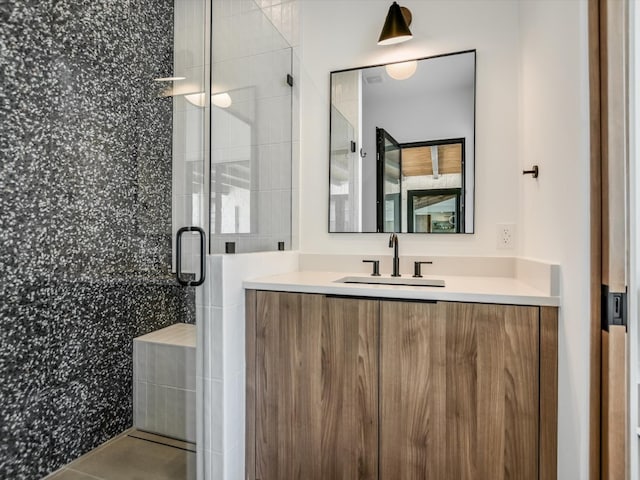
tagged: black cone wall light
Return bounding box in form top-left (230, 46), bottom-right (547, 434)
top-left (378, 2), bottom-right (413, 46)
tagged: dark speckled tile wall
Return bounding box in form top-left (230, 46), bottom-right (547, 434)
top-left (0, 0), bottom-right (196, 478)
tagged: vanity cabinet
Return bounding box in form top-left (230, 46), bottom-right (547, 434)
top-left (245, 290), bottom-right (558, 480)
top-left (381, 301), bottom-right (540, 480)
top-left (248, 292), bottom-right (378, 480)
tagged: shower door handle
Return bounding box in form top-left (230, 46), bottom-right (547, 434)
top-left (176, 226), bottom-right (206, 287)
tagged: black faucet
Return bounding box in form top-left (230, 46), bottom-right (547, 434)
top-left (388, 233), bottom-right (400, 277)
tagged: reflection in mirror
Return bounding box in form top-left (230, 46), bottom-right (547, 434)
top-left (402, 138), bottom-right (465, 233)
top-left (329, 50), bottom-right (475, 233)
top-left (377, 128), bottom-right (401, 232)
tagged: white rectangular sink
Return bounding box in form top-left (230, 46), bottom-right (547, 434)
top-left (335, 276), bottom-right (445, 288)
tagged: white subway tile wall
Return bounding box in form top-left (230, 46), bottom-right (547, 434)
top-left (209, 0), bottom-right (297, 254)
top-left (197, 251), bottom-right (299, 479)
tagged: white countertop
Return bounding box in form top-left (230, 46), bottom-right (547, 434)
top-left (243, 270), bottom-right (561, 307)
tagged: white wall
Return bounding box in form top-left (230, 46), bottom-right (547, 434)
top-left (299, 0), bottom-right (520, 255)
top-left (517, 1), bottom-right (590, 478)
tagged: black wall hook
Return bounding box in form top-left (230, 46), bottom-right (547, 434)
top-left (523, 165), bottom-right (539, 178)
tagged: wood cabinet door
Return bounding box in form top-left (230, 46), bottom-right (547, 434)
top-left (254, 292), bottom-right (378, 480)
top-left (380, 301), bottom-right (539, 480)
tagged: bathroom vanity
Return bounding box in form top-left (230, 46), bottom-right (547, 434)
top-left (234, 46), bottom-right (563, 479)
top-left (244, 266), bottom-right (559, 480)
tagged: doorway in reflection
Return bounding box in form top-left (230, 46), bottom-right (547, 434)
top-left (375, 135), bottom-right (465, 233)
top-left (376, 127), bottom-right (402, 232)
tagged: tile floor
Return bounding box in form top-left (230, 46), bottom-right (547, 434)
top-left (44, 429), bottom-right (196, 480)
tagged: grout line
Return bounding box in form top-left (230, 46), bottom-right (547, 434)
top-left (127, 433), bottom-right (197, 453)
top-left (64, 467), bottom-right (105, 480)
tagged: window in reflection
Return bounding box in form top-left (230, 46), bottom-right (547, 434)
top-left (408, 188), bottom-right (462, 233)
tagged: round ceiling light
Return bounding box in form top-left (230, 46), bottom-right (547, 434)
top-left (385, 60), bottom-right (418, 80)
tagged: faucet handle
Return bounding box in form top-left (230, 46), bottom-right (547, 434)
top-left (362, 260), bottom-right (381, 276)
top-left (413, 261), bottom-right (433, 278)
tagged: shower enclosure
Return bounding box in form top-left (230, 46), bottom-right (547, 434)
top-left (174, 0), bottom-right (296, 479)
top-left (208, 1), bottom-right (294, 254)
top-left (0, 0), bottom-right (202, 477)
top-left (0, 0), bottom-right (294, 477)
top-left (173, 0), bottom-right (295, 269)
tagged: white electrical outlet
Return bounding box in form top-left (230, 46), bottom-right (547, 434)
top-left (497, 223), bottom-right (515, 249)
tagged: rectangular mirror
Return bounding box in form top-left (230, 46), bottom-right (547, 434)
top-left (329, 50), bottom-right (476, 233)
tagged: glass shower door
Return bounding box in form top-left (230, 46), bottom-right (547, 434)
top-left (161, 0), bottom-right (210, 475)
top-left (209, 3), bottom-right (293, 253)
